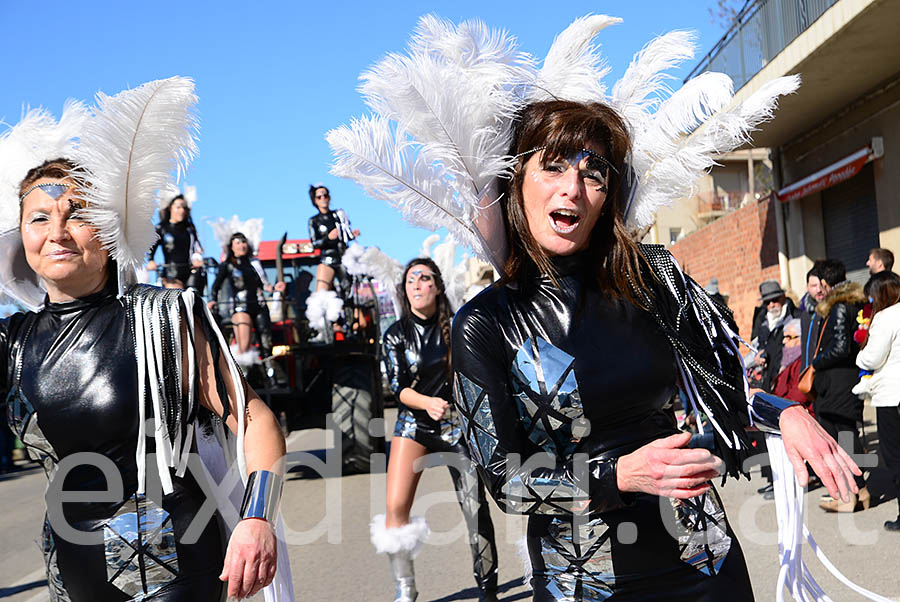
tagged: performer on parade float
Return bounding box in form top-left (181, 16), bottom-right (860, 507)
top-left (329, 14), bottom-right (881, 602)
top-left (373, 257), bottom-right (498, 602)
top-left (307, 184), bottom-right (359, 292)
top-left (145, 189), bottom-right (204, 290)
top-left (0, 78), bottom-right (292, 601)
top-left (208, 223), bottom-right (285, 382)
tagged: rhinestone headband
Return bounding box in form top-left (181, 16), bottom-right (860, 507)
top-left (513, 146), bottom-right (619, 175)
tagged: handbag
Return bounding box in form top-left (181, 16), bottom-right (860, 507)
top-left (797, 316), bottom-right (829, 400)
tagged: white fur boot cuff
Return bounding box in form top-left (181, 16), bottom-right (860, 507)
top-left (370, 515), bottom-right (430, 558)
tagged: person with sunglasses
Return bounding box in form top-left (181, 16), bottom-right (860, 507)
top-left (307, 184), bottom-right (360, 292)
top-left (373, 258), bottom-right (498, 602)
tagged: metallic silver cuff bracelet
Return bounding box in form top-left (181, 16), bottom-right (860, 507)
top-left (749, 392), bottom-right (802, 434)
top-left (240, 470), bottom-right (283, 523)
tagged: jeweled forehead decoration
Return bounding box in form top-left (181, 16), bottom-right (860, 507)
top-left (513, 146), bottom-right (619, 176)
top-left (19, 182), bottom-right (74, 202)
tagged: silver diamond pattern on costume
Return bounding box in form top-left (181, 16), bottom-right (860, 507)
top-left (103, 495), bottom-right (179, 598)
top-left (511, 337), bottom-right (584, 457)
top-left (536, 516), bottom-right (615, 600)
top-left (7, 387), bottom-right (58, 480)
top-left (669, 491), bottom-right (732, 575)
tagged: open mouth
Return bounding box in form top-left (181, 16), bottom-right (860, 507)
top-left (548, 209), bottom-right (581, 234)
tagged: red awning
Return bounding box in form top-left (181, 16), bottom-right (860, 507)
top-left (776, 145), bottom-right (876, 203)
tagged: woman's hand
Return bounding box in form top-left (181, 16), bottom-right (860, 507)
top-left (146, 260), bottom-right (157, 272)
top-left (207, 300), bottom-right (216, 310)
top-left (779, 405), bottom-right (861, 502)
top-left (274, 281), bottom-right (286, 293)
top-left (327, 228), bottom-right (339, 240)
top-left (351, 228), bottom-right (360, 239)
top-left (424, 397), bottom-right (449, 421)
top-left (219, 518), bottom-right (277, 598)
top-left (616, 432), bottom-right (723, 499)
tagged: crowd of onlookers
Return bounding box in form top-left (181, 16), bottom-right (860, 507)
top-left (745, 248), bottom-right (900, 532)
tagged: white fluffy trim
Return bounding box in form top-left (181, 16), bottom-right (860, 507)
top-left (229, 344), bottom-right (260, 367)
top-left (369, 514), bottom-right (429, 557)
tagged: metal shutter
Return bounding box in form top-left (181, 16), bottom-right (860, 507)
top-left (821, 163), bottom-right (879, 284)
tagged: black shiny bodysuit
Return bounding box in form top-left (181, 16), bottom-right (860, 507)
top-left (452, 254), bottom-right (753, 601)
top-left (210, 256), bottom-right (273, 358)
top-left (3, 287), bottom-right (223, 601)
top-left (147, 220), bottom-right (203, 288)
top-left (382, 313), bottom-right (499, 595)
top-left (308, 210), bottom-right (349, 267)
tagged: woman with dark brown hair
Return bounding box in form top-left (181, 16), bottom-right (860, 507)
top-left (145, 193), bottom-right (204, 289)
top-left (331, 16), bottom-right (864, 601)
top-left (450, 100), bottom-right (861, 601)
top-left (373, 257), bottom-right (497, 602)
top-left (856, 271), bottom-right (900, 531)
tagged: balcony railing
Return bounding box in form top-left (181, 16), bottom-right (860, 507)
top-left (685, 0), bottom-right (837, 89)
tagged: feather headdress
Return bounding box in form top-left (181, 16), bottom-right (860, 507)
top-left (158, 182), bottom-right (198, 209)
top-left (328, 15), bottom-right (530, 271)
top-left (420, 233), bottom-right (469, 311)
top-left (70, 77), bottom-right (198, 295)
top-left (0, 101), bottom-right (89, 310)
top-left (330, 14), bottom-right (798, 267)
top-left (208, 214), bottom-right (264, 253)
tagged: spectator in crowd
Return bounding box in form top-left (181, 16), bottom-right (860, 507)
top-left (867, 248), bottom-right (894, 276)
top-left (706, 277), bottom-right (728, 308)
top-left (772, 318), bottom-right (809, 406)
top-left (813, 259), bottom-right (869, 512)
top-left (752, 280), bottom-right (801, 392)
top-left (801, 261), bottom-right (827, 369)
top-left (854, 271), bottom-right (900, 530)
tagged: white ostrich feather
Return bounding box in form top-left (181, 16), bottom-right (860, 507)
top-left (208, 214), bottom-right (264, 252)
top-left (625, 74), bottom-right (800, 229)
top-left (429, 236), bottom-right (469, 311)
top-left (610, 30), bottom-right (696, 122)
top-left (182, 184), bottom-right (198, 207)
top-left (529, 14), bottom-right (621, 103)
top-left (361, 246), bottom-right (405, 312)
top-left (328, 114), bottom-right (484, 254)
top-left (419, 233), bottom-right (441, 258)
top-left (0, 100), bottom-right (88, 310)
top-left (0, 100), bottom-right (89, 232)
top-left (332, 15), bottom-right (526, 270)
top-left (72, 77), bottom-right (198, 287)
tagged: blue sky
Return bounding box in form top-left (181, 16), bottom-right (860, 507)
top-left (1, 1), bottom-right (727, 267)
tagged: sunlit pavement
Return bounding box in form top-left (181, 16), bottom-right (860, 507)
top-left (2, 407), bottom-right (898, 601)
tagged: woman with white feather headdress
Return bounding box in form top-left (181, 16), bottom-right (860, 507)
top-left (329, 14), bottom-right (880, 602)
top-left (207, 215), bottom-right (286, 379)
top-left (146, 184), bottom-right (204, 290)
top-left (0, 79), bottom-right (292, 601)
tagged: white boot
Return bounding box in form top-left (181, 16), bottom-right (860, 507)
top-left (370, 515), bottom-right (429, 602)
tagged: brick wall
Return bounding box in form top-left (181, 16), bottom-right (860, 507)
top-left (669, 197), bottom-right (781, 339)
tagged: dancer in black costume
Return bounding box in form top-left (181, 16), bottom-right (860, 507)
top-left (208, 232), bottom-right (284, 374)
top-left (146, 193), bottom-right (204, 290)
top-left (451, 101), bottom-right (862, 601)
top-left (373, 258), bottom-right (498, 602)
top-left (0, 80), bottom-right (292, 602)
top-left (307, 184), bottom-right (359, 292)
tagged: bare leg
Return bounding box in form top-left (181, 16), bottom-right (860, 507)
top-left (232, 312), bottom-right (253, 354)
top-left (385, 437), bottom-right (428, 528)
top-left (161, 278), bottom-right (185, 289)
top-left (315, 263), bottom-right (335, 292)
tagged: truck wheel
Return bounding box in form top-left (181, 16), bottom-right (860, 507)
top-left (331, 356), bottom-right (385, 472)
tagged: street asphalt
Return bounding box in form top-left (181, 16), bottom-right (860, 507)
top-left (1, 407), bottom-right (898, 601)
